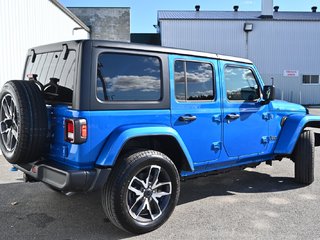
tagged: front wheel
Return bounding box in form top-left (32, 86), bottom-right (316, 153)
top-left (102, 150), bottom-right (180, 234)
top-left (293, 130), bottom-right (314, 185)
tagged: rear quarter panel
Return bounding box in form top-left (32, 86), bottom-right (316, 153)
top-left (48, 106), bottom-right (172, 169)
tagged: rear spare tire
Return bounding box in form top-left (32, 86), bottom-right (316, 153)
top-left (0, 80), bottom-right (48, 163)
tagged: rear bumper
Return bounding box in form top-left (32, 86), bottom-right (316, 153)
top-left (14, 161), bottom-right (111, 192)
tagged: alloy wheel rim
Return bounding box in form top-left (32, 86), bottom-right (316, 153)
top-left (127, 164), bottom-right (172, 223)
top-left (0, 94), bottom-right (18, 152)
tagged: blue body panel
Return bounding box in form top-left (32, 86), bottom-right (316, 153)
top-left (274, 114), bottom-right (320, 154)
top-left (95, 125), bottom-right (194, 170)
top-left (219, 61), bottom-right (269, 158)
top-left (169, 55), bottom-right (222, 170)
top-left (48, 105), bottom-right (88, 169)
top-left (48, 106), bottom-right (185, 169)
top-left (47, 54), bottom-right (320, 177)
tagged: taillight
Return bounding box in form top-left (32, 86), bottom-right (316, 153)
top-left (66, 119), bottom-right (74, 141)
top-left (65, 119), bottom-right (87, 144)
top-left (81, 124), bottom-right (87, 138)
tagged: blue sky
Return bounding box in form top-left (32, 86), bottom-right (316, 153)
top-left (59, 0), bottom-right (320, 33)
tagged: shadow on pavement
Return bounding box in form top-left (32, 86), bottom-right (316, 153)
top-left (178, 168), bottom-right (302, 205)
top-left (0, 167), bottom-right (303, 239)
top-left (0, 182), bottom-right (133, 239)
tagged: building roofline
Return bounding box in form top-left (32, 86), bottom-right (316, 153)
top-left (50, 0), bottom-right (90, 32)
top-left (158, 10), bottom-right (320, 22)
top-left (67, 7), bottom-right (130, 9)
top-left (159, 18), bottom-right (320, 22)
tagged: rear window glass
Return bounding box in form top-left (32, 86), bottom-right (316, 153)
top-left (24, 50), bottom-right (76, 91)
top-left (97, 53), bottom-right (162, 101)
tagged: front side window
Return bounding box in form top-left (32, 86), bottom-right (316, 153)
top-left (224, 66), bottom-right (260, 101)
top-left (97, 53), bottom-right (161, 101)
top-left (174, 60), bottom-right (214, 101)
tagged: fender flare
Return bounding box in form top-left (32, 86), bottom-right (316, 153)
top-left (95, 125), bottom-right (194, 171)
top-left (274, 114), bottom-right (320, 154)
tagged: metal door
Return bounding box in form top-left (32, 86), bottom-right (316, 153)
top-left (221, 62), bottom-right (269, 158)
top-left (169, 55), bottom-right (222, 168)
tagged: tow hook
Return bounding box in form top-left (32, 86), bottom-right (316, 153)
top-left (23, 173), bottom-right (38, 183)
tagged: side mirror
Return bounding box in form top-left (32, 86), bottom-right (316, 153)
top-left (263, 85), bottom-right (275, 102)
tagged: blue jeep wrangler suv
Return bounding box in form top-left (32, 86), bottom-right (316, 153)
top-left (1, 40), bottom-right (320, 234)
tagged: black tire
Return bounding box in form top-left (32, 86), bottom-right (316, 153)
top-left (293, 130), bottom-right (314, 185)
top-left (0, 80), bottom-right (48, 164)
top-left (102, 150), bottom-right (180, 234)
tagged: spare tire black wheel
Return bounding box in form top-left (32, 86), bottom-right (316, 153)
top-left (0, 80), bottom-right (48, 164)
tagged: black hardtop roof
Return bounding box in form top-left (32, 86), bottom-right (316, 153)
top-left (29, 39), bottom-right (252, 64)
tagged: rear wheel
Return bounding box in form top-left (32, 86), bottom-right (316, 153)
top-left (293, 130), bottom-right (314, 185)
top-left (0, 81), bottom-right (48, 163)
top-left (102, 150), bottom-right (180, 234)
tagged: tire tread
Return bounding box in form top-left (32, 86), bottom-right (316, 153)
top-left (293, 130), bottom-right (314, 185)
top-left (0, 80), bottom-right (48, 163)
top-left (102, 150), bottom-right (180, 234)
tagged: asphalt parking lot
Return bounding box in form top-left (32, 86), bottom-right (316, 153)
top-left (1, 108), bottom-right (320, 240)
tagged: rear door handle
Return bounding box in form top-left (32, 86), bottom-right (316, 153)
top-left (179, 115), bottom-right (197, 122)
top-left (226, 113), bottom-right (240, 120)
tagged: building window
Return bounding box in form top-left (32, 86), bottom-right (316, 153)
top-left (174, 60), bottom-right (214, 101)
top-left (97, 53), bottom-right (162, 101)
top-left (224, 66), bottom-right (260, 101)
top-left (302, 75), bottom-right (319, 84)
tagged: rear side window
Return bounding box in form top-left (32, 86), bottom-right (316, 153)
top-left (97, 53), bottom-right (162, 101)
top-left (174, 60), bottom-right (214, 101)
top-left (24, 50), bottom-right (76, 91)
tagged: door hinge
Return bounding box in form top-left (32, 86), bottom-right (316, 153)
top-left (212, 141), bottom-right (221, 151)
top-left (212, 114), bottom-right (221, 123)
top-left (261, 136), bottom-right (269, 144)
top-left (262, 112), bottom-right (274, 120)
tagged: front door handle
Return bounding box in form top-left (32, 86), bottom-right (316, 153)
top-left (179, 115), bottom-right (197, 122)
top-left (226, 113), bottom-right (240, 120)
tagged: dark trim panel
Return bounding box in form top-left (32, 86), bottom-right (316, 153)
top-left (315, 132), bottom-right (320, 146)
top-left (14, 161), bottom-right (111, 192)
